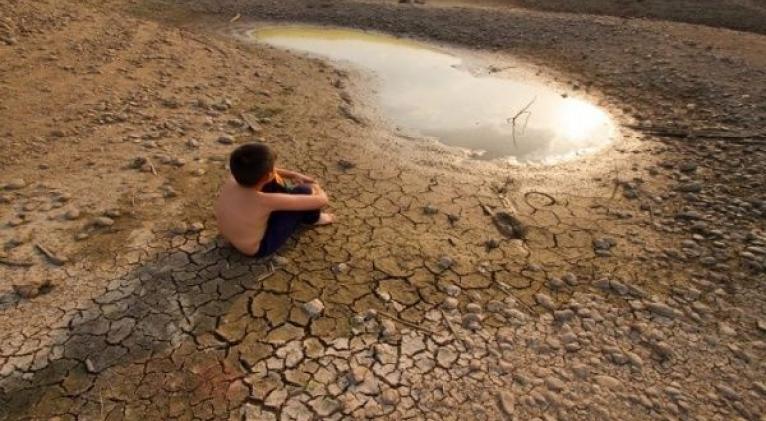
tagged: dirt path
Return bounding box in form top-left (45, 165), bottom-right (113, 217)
top-left (1, 0), bottom-right (765, 420)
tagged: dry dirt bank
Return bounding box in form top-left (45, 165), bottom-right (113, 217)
top-left (392, 0), bottom-right (766, 35)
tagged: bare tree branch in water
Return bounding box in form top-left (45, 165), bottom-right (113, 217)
top-left (507, 96), bottom-right (536, 148)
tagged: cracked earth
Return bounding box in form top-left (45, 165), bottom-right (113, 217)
top-left (1, 0), bottom-right (765, 420)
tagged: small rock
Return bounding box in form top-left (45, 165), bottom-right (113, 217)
top-left (91, 216), bottom-right (114, 227)
top-left (129, 156), bottom-right (148, 169)
top-left (104, 209), bottom-right (121, 218)
top-left (553, 309), bottom-right (575, 322)
top-left (466, 303), bottom-right (482, 313)
top-left (753, 381), bottom-right (766, 395)
top-left (337, 159), bottom-right (356, 170)
top-left (217, 135), bottom-right (235, 145)
top-left (625, 351), bottom-right (643, 369)
top-left (593, 238), bottom-right (615, 250)
top-left (497, 391), bottom-right (515, 415)
top-left (380, 389), bottom-right (399, 405)
top-left (469, 360), bottom-right (482, 371)
top-left (462, 313), bottom-right (482, 330)
top-left (562, 273), bottom-right (578, 285)
top-left (380, 319), bottom-right (397, 337)
top-left (572, 363), bottom-right (590, 379)
top-left (331, 262), bottom-right (349, 274)
top-left (715, 383), bottom-right (740, 400)
top-left (647, 302), bottom-right (676, 318)
top-left (188, 222), bottom-right (204, 233)
top-left (443, 284), bottom-right (461, 297)
top-left (650, 341), bottom-right (674, 360)
top-left (170, 223), bottom-right (188, 235)
top-left (718, 322), bottom-right (736, 336)
top-left (595, 375), bottom-right (621, 389)
top-left (272, 256), bottom-right (290, 266)
top-left (485, 238), bottom-right (500, 250)
top-left (64, 209), bottom-right (81, 220)
top-left (679, 162), bottom-right (697, 173)
top-left (12, 279), bottom-right (52, 299)
top-left (349, 366), bottom-right (368, 384)
top-left (676, 182), bottom-right (702, 193)
top-left (423, 205), bottom-right (438, 215)
top-left (545, 376), bottom-right (566, 392)
top-left (534, 293), bottom-right (556, 310)
top-left (162, 187), bottom-right (178, 198)
top-left (547, 277), bottom-right (566, 289)
top-left (442, 297), bottom-right (458, 310)
top-left (437, 256), bottom-right (455, 270)
top-left (302, 299), bottom-right (324, 318)
top-left (4, 179), bottom-right (26, 190)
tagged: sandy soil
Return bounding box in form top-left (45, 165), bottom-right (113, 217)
top-left (0, 0), bottom-right (764, 419)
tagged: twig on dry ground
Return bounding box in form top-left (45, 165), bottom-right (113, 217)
top-left (0, 257), bottom-right (34, 267)
top-left (491, 278), bottom-right (535, 314)
top-left (441, 311), bottom-right (464, 343)
top-left (507, 96), bottom-right (536, 147)
top-left (35, 243), bottom-right (68, 266)
top-left (607, 165), bottom-right (625, 203)
top-left (147, 159), bottom-right (157, 176)
top-left (378, 311), bottom-right (436, 335)
top-left (523, 190), bottom-right (557, 212)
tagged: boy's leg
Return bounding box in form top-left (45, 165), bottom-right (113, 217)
top-left (255, 183), bottom-right (321, 257)
top-left (289, 184), bottom-right (321, 224)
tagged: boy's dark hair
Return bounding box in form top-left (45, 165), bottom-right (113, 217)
top-left (229, 143), bottom-right (276, 186)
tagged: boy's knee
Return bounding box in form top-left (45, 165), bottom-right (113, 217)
top-left (291, 184), bottom-right (313, 195)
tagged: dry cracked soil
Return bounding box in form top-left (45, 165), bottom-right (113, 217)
top-left (0, 0), bottom-right (765, 420)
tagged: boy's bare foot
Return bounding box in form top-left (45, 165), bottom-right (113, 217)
top-left (315, 212), bottom-right (335, 226)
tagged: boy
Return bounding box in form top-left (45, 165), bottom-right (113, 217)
top-left (215, 143), bottom-right (334, 257)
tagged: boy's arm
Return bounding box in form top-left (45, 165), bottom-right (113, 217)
top-left (260, 189), bottom-right (328, 211)
top-left (276, 168), bottom-right (315, 183)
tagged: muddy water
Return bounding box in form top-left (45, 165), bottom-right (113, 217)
top-left (253, 25), bottom-right (616, 163)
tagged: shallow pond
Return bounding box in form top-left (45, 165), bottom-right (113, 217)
top-left (253, 25), bottom-right (616, 164)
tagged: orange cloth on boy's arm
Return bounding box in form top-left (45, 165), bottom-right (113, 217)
top-left (273, 172), bottom-right (285, 186)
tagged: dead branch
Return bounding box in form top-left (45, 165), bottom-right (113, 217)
top-left (523, 190), bottom-right (557, 212)
top-left (0, 257), bottom-right (34, 267)
top-left (507, 96), bottom-right (536, 147)
top-left (378, 311), bottom-right (435, 335)
top-left (442, 311), bottom-right (464, 343)
top-left (35, 244), bottom-right (68, 266)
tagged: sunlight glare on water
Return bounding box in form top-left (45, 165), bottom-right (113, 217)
top-left (253, 25), bottom-right (615, 163)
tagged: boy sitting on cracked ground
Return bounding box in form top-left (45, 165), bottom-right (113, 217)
top-left (215, 143), bottom-right (334, 257)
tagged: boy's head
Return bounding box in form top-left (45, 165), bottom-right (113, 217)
top-left (230, 143), bottom-right (276, 187)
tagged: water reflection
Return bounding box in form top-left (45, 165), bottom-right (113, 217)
top-left (253, 26), bottom-right (615, 163)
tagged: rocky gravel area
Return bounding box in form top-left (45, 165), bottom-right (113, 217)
top-left (1, 0), bottom-right (765, 420)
